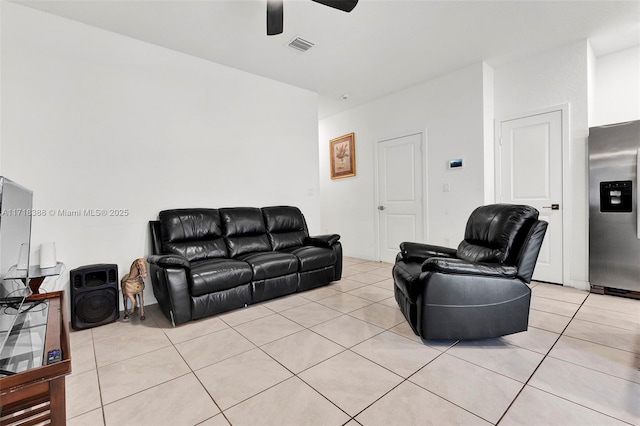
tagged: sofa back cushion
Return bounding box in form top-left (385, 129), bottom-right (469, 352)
top-left (221, 207), bottom-right (272, 257)
top-left (159, 209), bottom-right (228, 261)
top-left (457, 204), bottom-right (539, 264)
top-left (262, 206), bottom-right (309, 250)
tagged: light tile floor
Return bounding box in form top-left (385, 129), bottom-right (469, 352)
top-left (66, 257), bottom-right (640, 425)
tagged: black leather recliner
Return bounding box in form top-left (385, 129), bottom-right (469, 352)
top-left (148, 206), bottom-right (342, 326)
top-left (393, 204), bottom-right (548, 340)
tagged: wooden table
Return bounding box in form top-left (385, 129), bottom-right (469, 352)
top-left (0, 291), bottom-right (71, 425)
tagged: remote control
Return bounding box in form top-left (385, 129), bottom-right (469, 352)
top-left (47, 349), bottom-right (62, 364)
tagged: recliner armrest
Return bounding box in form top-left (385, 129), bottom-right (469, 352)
top-left (304, 234), bottom-right (341, 247)
top-left (400, 242), bottom-right (457, 261)
top-left (422, 257), bottom-right (518, 278)
top-left (147, 254), bottom-right (191, 270)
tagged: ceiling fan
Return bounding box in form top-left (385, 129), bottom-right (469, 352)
top-left (267, 0), bottom-right (359, 36)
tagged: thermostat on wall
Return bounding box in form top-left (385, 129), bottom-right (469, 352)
top-left (448, 158), bottom-right (463, 169)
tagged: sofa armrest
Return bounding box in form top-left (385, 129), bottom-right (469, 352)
top-left (422, 257), bottom-right (518, 278)
top-left (147, 254), bottom-right (192, 325)
top-left (304, 234), bottom-right (341, 247)
top-left (147, 262), bottom-right (192, 326)
top-left (400, 242), bottom-right (457, 261)
top-left (147, 254), bottom-right (191, 270)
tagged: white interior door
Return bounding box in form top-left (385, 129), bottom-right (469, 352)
top-left (377, 133), bottom-right (424, 262)
top-left (499, 110), bottom-right (563, 283)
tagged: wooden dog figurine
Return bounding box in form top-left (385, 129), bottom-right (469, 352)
top-left (121, 258), bottom-right (147, 320)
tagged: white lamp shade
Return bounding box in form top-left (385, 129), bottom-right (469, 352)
top-left (40, 242), bottom-right (57, 268)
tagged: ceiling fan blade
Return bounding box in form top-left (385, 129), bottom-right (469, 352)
top-left (267, 0), bottom-right (284, 35)
top-left (310, 0), bottom-right (358, 13)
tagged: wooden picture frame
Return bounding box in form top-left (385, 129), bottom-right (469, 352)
top-left (329, 133), bottom-right (356, 179)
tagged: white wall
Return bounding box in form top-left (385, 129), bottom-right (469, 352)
top-left (494, 40), bottom-right (590, 289)
top-left (319, 63), bottom-right (487, 260)
top-left (482, 62), bottom-right (495, 204)
top-left (0, 3), bottom-right (320, 308)
top-left (592, 45), bottom-right (640, 126)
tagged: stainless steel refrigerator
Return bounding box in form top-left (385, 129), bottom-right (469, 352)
top-left (589, 120), bottom-right (640, 294)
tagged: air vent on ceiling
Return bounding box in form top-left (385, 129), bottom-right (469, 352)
top-left (288, 37), bottom-right (315, 52)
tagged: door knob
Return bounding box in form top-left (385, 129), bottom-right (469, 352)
top-left (378, 206), bottom-right (386, 211)
top-left (542, 204), bottom-right (560, 210)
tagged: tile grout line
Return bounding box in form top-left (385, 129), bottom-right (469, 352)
top-left (92, 314), bottom-right (202, 422)
top-left (346, 341), bottom-right (496, 424)
top-left (494, 290), bottom-right (629, 425)
top-left (92, 329), bottom-right (108, 426)
top-left (190, 290), bottom-right (379, 423)
top-left (209, 280), bottom-right (405, 424)
top-left (169, 281), bottom-right (393, 423)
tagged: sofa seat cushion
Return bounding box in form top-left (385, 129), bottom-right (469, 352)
top-left (190, 259), bottom-right (253, 297)
top-left (238, 252), bottom-right (298, 280)
top-left (393, 260), bottom-right (425, 301)
top-left (280, 246), bottom-right (336, 272)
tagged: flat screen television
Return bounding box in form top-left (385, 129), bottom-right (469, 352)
top-left (0, 177), bottom-right (33, 299)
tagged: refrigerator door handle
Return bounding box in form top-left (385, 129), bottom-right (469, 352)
top-left (637, 148), bottom-right (639, 239)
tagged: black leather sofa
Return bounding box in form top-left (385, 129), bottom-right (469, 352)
top-left (393, 204), bottom-right (548, 340)
top-left (148, 206), bottom-right (342, 325)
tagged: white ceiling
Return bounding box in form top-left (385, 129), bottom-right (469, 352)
top-left (13, 0), bottom-right (640, 118)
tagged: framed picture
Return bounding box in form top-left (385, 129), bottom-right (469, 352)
top-left (329, 133), bottom-right (356, 179)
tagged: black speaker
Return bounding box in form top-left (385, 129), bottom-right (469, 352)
top-left (70, 264), bottom-right (119, 330)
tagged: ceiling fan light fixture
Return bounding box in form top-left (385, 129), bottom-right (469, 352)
top-left (288, 36), bottom-right (315, 52)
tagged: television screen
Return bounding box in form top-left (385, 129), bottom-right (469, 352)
top-left (0, 177), bottom-right (33, 299)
